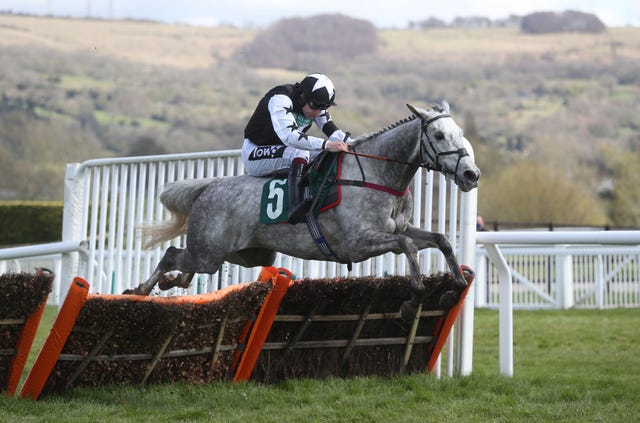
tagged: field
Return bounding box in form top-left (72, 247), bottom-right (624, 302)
top-left (2, 15), bottom-right (639, 68)
top-left (2, 14), bottom-right (640, 228)
top-left (0, 15), bottom-right (255, 69)
top-left (2, 307), bottom-right (639, 422)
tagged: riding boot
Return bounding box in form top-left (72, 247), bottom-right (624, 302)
top-left (287, 160), bottom-right (312, 224)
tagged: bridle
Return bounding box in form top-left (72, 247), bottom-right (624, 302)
top-left (345, 112), bottom-right (470, 186)
top-left (418, 113), bottom-right (470, 186)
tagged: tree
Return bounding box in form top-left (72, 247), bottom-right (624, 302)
top-left (126, 136), bottom-right (167, 157)
top-left (601, 147), bottom-right (640, 226)
top-left (478, 160), bottom-right (608, 226)
top-left (233, 14), bottom-right (378, 70)
top-left (521, 10), bottom-right (605, 34)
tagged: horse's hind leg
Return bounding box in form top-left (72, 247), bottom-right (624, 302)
top-left (124, 246), bottom-right (183, 295)
top-left (158, 272), bottom-right (194, 290)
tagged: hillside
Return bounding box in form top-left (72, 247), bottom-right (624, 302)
top-left (1, 14), bottom-right (639, 226)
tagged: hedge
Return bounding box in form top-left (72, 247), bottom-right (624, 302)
top-left (0, 202), bottom-right (63, 246)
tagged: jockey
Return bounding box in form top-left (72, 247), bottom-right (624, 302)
top-left (242, 73), bottom-right (351, 224)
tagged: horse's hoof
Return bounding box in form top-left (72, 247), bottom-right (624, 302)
top-left (158, 271), bottom-right (178, 290)
top-left (122, 288), bottom-right (146, 296)
top-left (439, 290), bottom-right (459, 310)
top-left (400, 300), bottom-right (419, 324)
top-left (461, 265), bottom-right (475, 283)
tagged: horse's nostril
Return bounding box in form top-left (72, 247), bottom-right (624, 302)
top-left (464, 170), bottom-right (479, 182)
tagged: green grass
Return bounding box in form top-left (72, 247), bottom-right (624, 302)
top-left (2, 308), bottom-right (639, 422)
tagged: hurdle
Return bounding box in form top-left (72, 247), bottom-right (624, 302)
top-left (0, 272), bottom-right (53, 396)
top-left (16, 266), bottom-right (474, 399)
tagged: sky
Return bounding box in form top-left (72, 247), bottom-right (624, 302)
top-left (0, 0), bottom-right (638, 28)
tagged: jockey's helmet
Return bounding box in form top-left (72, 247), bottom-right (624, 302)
top-left (300, 73), bottom-right (337, 110)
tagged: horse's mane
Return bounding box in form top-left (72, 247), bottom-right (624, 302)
top-left (351, 115), bottom-right (418, 146)
top-left (351, 104), bottom-right (444, 146)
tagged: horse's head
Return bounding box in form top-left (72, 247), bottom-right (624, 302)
top-left (407, 103), bottom-right (480, 192)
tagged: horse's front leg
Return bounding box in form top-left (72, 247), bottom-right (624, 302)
top-left (347, 229), bottom-right (437, 322)
top-left (401, 225), bottom-right (468, 289)
top-left (347, 230), bottom-right (424, 293)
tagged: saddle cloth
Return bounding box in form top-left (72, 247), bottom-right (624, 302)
top-left (259, 153), bottom-right (341, 224)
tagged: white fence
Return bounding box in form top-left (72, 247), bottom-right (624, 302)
top-left (5, 242), bottom-right (638, 311)
top-left (475, 244), bottom-right (640, 309)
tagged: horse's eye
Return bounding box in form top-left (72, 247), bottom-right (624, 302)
top-left (434, 131), bottom-right (445, 141)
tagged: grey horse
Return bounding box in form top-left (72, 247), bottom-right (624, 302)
top-left (129, 103), bottom-right (480, 310)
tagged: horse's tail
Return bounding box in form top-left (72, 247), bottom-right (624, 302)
top-left (141, 179), bottom-right (211, 249)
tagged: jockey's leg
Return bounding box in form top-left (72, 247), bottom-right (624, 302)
top-left (241, 139), bottom-right (289, 176)
top-left (241, 140), bottom-right (311, 224)
top-left (287, 153), bottom-right (312, 224)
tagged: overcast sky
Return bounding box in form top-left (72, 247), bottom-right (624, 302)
top-left (1, 0), bottom-right (638, 28)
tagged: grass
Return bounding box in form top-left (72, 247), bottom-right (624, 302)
top-left (3, 15), bottom-right (639, 71)
top-left (378, 27), bottom-right (640, 64)
top-left (0, 14), bottom-right (255, 69)
top-left (2, 307), bottom-right (639, 422)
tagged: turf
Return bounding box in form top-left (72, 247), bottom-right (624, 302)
top-left (2, 307), bottom-right (638, 422)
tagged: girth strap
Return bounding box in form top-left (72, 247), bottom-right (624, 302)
top-left (304, 212), bottom-right (352, 270)
top-left (303, 153), bottom-right (352, 270)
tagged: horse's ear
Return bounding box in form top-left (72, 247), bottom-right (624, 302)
top-left (406, 104), bottom-right (421, 116)
top-left (441, 100), bottom-right (450, 113)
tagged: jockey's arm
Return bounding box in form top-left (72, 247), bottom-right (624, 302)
top-left (315, 111), bottom-right (352, 144)
top-left (318, 115), bottom-right (351, 153)
top-left (269, 95), bottom-right (325, 150)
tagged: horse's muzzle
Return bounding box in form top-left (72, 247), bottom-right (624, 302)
top-left (457, 166), bottom-right (481, 192)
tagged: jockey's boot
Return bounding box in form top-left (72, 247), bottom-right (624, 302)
top-left (287, 159), bottom-right (312, 224)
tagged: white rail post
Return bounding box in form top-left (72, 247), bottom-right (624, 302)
top-left (456, 188), bottom-right (477, 376)
top-left (595, 255), bottom-right (604, 309)
top-left (483, 243), bottom-right (514, 376)
top-left (474, 249), bottom-right (487, 308)
top-left (556, 246), bottom-right (574, 309)
top-left (60, 163), bottom-right (86, 303)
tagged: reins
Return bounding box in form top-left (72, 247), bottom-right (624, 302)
top-left (303, 111), bottom-right (469, 266)
top-left (342, 150), bottom-right (417, 168)
top-left (343, 112), bottom-right (470, 187)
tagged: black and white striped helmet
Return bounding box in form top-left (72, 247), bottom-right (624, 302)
top-left (300, 73), bottom-right (337, 109)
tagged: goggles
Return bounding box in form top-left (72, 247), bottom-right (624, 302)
top-left (308, 101), bottom-right (331, 110)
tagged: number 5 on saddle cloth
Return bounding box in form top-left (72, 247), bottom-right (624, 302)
top-left (259, 152), bottom-right (341, 225)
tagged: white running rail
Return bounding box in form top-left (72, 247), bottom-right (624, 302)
top-left (476, 230), bottom-right (640, 377)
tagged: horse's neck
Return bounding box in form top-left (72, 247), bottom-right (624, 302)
top-left (349, 118), bottom-right (421, 189)
top-left (359, 118), bottom-right (420, 158)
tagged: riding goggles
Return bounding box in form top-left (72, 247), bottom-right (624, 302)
top-left (308, 101), bottom-right (331, 110)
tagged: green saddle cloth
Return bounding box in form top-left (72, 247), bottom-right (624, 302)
top-left (259, 153), bottom-right (341, 224)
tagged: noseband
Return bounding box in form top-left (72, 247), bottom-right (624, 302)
top-left (418, 114), bottom-right (470, 186)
